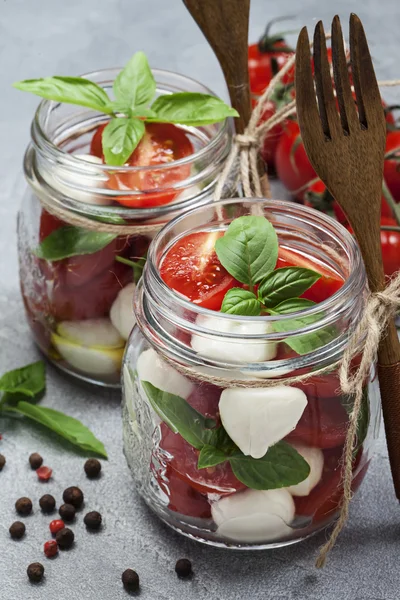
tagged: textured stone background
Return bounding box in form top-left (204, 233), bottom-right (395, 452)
top-left (0, 1), bottom-right (400, 598)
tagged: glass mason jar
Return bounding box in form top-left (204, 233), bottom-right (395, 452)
top-left (17, 68), bottom-right (234, 387)
top-left (122, 199), bottom-right (381, 549)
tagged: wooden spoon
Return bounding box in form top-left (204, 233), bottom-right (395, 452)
top-left (295, 14), bottom-right (400, 496)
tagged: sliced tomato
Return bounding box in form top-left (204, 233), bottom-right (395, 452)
top-left (277, 247), bottom-right (343, 303)
top-left (39, 210), bottom-right (64, 241)
top-left (159, 423), bottom-right (245, 495)
top-left (287, 394), bottom-right (348, 449)
top-left (91, 122), bottom-right (194, 208)
top-left (50, 260), bottom-right (132, 321)
top-left (156, 466), bottom-right (211, 519)
top-left (160, 232), bottom-right (240, 310)
top-left (186, 384), bottom-right (222, 420)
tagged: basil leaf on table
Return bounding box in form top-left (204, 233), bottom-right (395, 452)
top-left (221, 288), bottom-right (261, 316)
top-left (13, 76), bottom-right (113, 114)
top-left (258, 267), bottom-right (321, 307)
top-left (0, 361), bottom-right (45, 397)
top-left (149, 92), bottom-right (238, 126)
top-left (215, 216), bottom-right (279, 287)
top-left (141, 381), bottom-right (217, 450)
top-left (35, 226), bottom-right (117, 261)
top-left (113, 51), bottom-right (156, 111)
top-left (272, 298), bottom-right (336, 355)
top-left (229, 441), bottom-right (310, 490)
top-left (10, 401), bottom-right (107, 458)
top-left (102, 117), bottom-right (146, 166)
top-left (197, 445), bottom-right (228, 469)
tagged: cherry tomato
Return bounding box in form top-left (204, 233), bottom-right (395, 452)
top-left (380, 217), bottom-right (400, 277)
top-left (249, 29), bottom-right (294, 95)
top-left (39, 211), bottom-right (64, 241)
top-left (186, 384), bottom-right (222, 420)
top-left (275, 121), bottom-right (317, 201)
top-left (277, 247), bottom-right (343, 303)
top-left (91, 122), bottom-right (194, 208)
top-left (156, 466), bottom-right (212, 519)
top-left (287, 395), bottom-right (348, 449)
top-left (159, 423), bottom-right (245, 495)
top-left (50, 260), bottom-right (132, 321)
top-left (384, 131), bottom-right (400, 203)
top-left (160, 232), bottom-right (240, 310)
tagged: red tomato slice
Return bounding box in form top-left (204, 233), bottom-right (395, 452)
top-left (155, 466), bottom-right (211, 519)
top-left (39, 210), bottom-right (64, 241)
top-left (287, 394), bottom-right (348, 449)
top-left (186, 384), bottom-right (222, 420)
top-left (160, 232), bottom-right (240, 310)
top-left (91, 122), bottom-right (194, 208)
top-left (159, 423), bottom-right (245, 495)
top-left (277, 247), bottom-right (343, 303)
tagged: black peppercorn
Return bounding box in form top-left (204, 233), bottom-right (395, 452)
top-left (59, 503), bottom-right (76, 522)
top-left (84, 458), bottom-right (101, 479)
top-left (84, 511), bottom-right (102, 530)
top-left (29, 452), bottom-right (43, 470)
top-left (39, 494), bottom-right (56, 513)
top-left (15, 497), bottom-right (33, 516)
top-left (27, 562), bottom-right (44, 583)
top-left (63, 486), bottom-right (84, 509)
top-left (55, 527), bottom-right (74, 550)
top-left (175, 558), bottom-right (192, 578)
top-left (122, 569), bottom-right (140, 592)
top-left (9, 521), bottom-right (26, 540)
top-left (0, 453), bottom-right (6, 470)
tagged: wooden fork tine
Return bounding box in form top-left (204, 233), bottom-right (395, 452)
top-left (331, 15), bottom-right (359, 134)
top-left (295, 27), bottom-right (322, 142)
top-left (313, 21), bottom-right (341, 140)
top-left (349, 13), bottom-right (386, 133)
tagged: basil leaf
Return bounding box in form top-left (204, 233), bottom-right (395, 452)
top-left (35, 226), bottom-right (117, 261)
top-left (198, 445), bottom-right (227, 469)
top-left (221, 288), bottom-right (261, 316)
top-left (141, 381), bottom-right (216, 450)
top-left (258, 267), bottom-right (321, 307)
top-left (229, 441), bottom-right (310, 490)
top-left (102, 117), bottom-right (145, 166)
top-left (113, 51), bottom-right (156, 111)
top-left (11, 402), bottom-right (107, 458)
top-left (14, 76), bottom-right (112, 114)
top-left (150, 92), bottom-right (238, 126)
top-left (116, 254), bottom-right (147, 284)
top-left (272, 298), bottom-right (336, 355)
top-left (215, 216), bottom-right (278, 286)
top-left (0, 361), bottom-right (45, 397)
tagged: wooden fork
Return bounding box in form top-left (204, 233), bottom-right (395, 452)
top-left (295, 14), bottom-right (400, 497)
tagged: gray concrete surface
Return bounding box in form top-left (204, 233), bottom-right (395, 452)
top-left (0, 1), bottom-right (399, 598)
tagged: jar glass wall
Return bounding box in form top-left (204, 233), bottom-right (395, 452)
top-left (122, 199), bottom-right (381, 549)
top-left (17, 68), bottom-right (234, 387)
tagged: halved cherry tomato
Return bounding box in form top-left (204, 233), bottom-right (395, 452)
top-left (91, 122), bottom-right (194, 208)
top-left (159, 423), bottom-right (245, 495)
top-left (156, 466), bottom-right (211, 519)
top-left (277, 247), bottom-right (343, 303)
top-left (39, 211), bottom-right (64, 241)
top-left (160, 232), bottom-right (240, 310)
top-left (287, 394), bottom-right (348, 449)
top-left (186, 384), bottom-right (222, 420)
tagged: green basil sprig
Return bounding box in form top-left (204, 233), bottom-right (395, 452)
top-left (35, 225), bottom-right (117, 262)
top-left (0, 361), bottom-right (107, 458)
top-left (14, 51), bottom-right (238, 166)
top-left (215, 215), bottom-right (336, 355)
top-left (116, 253), bottom-right (147, 284)
top-left (142, 381), bottom-right (309, 490)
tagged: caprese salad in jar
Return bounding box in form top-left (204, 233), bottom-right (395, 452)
top-left (132, 214), bottom-right (370, 545)
top-left (16, 52), bottom-right (237, 384)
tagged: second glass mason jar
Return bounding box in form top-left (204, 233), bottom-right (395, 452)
top-left (122, 199), bottom-right (381, 549)
top-left (17, 68), bottom-right (233, 387)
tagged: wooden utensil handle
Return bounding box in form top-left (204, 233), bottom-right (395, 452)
top-left (378, 359), bottom-right (400, 499)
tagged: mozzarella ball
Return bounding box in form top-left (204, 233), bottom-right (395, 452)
top-left (219, 386), bottom-right (308, 459)
top-left (212, 488), bottom-right (295, 543)
top-left (137, 348), bottom-right (194, 400)
top-left (110, 282), bottom-right (136, 341)
top-left (45, 154), bottom-right (110, 205)
top-left (287, 443), bottom-right (324, 497)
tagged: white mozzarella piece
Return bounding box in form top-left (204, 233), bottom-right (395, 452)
top-left (137, 348), bottom-right (194, 400)
top-left (287, 443), bottom-right (324, 497)
top-left (110, 282), bottom-right (136, 341)
top-left (57, 318), bottom-right (124, 348)
top-left (52, 333), bottom-right (123, 376)
top-left (191, 314), bottom-right (277, 364)
top-left (46, 154), bottom-right (110, 205)
top-left (219, 386), bottom-right (307, 459)
top-left (212, 488), bottom-right (295, 543)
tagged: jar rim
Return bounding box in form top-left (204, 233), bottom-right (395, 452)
top-left (31, 67), bottom-right (230, 173)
